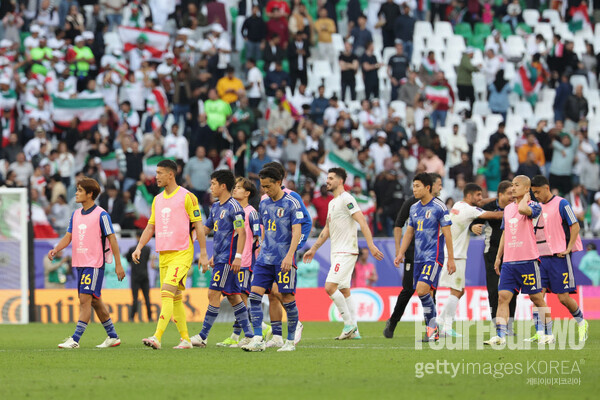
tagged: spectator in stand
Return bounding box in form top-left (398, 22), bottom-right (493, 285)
top-left (241, 5), bottom-right (267, 62)
top-left (428, 71), bottom-right (455, 129)
top-left (123, 141), bottom-right (143, 192)
top-left (580, 151), bottom-right (600, 204)
top-left (376, 0), bottom-right (401, 49)
top-left (419, 51), bottom-right (439, 85)
top-left (216, 65), bottom-right (245, 104)
top-left (267, 98), bottom-right (294, 135)
top-left (517, 132), bottom-right (545, 168)
top-left (288, 32), bottom-right (310, 95)
top-left (9, 152), bottom-right (33, 187)
top-left (230, 96), bottom-right (255, 138)
top-left (263, 34), bottom-right (285, 71)
top-left (245, 58), bottom-right (264, 109)
top-left (446, 124), bottom-right (469, 168)
top-left (568, 184), bottom-right (587, 226)
top-left (204, 88), bottom-right (232, 132)
top-left (488, 70), bottom-right (511, 121)
top-left (456, 48), bottom-right (479, 108)
top-left (450, 152), bottom-right (475, 183)
top-left (399, 70), bottom-right (420, 127)
top-left (361, 42), bottom-right (381, 100)
top-left (265, 61), bottom-right (289, 98)
top-left (349, 14), bottom-right (373, 56)
top-left (313, 7), bottom-right (337, 69)
top-left (550, 132), bottom-right (579, 195)
top-left (502, 0), bottom-right (522, 31)
top-left (353, 247), bottom-right (379, 287)
top-left (266, 6), bottom-right (289, 49)
top-left (310, 85), bottom-right (329, 125)
top-left (564, 85), bottom-right (588, 134)
top-left (393, 3), bottom-right (415, 60)
top-left (483, 47), bottom-right (503, 85)
top-left (312, 184), bottom-right (333, 229)
top-left (430, 0), bottom-right (449, 23)
top-left (553, 75), bottom-right (572, 124)
top-left (339, 41), bottom-right (359, 102)
top-left (369, 131), bottom-right (392, 174)
top-left (418, 148), bottom-right (445, 177)
top-left (480, 147), bottom-right (501, 195)
top-left (184, 146), bottom-right (214, 213)
top-left (247, 143), bottom-right (272, 189)
top-left (98, 183), bottom-right (125, 227)
top-left (516, 151), bottom-right (542, 178)
top-left (288, 3), bottom-right (314, 43)
top-left (388, 40), bottom-right (409, 102)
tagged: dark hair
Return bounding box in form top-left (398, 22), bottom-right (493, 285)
top-left (78, 177), bottom-right (101, 200)
top-left (236, 176), bottom-right (257, 199)
top-left (157, 159), bottom-right (177, 174)
top-left (258, 167), bottom-right (282, 183)
top-left (413, 172), bottom-right (433, 189)
top-left (497, 180), bottom-right (512, 194)
top-left (210, 170), bottom-right (235, 192)
top-left (429, 172), bottom-right (442, 183)
top-left (328, 167), bottom-right (347, 182)
top-left (464, 183), bottom-right (483, 197)
top-left (263, 161), bottom-right (285, 181)
top-left (531, 175), bottom-right (549, 187)
top-left (246, 58), bottom-right (256, 65)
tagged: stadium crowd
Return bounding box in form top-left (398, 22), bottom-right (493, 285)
top-left (0, 0), bottom-right (600, 239)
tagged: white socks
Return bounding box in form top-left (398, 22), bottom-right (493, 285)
top-left (442, 295), bottom-right (460, 332)
top-left (345, 295), bottom-right (357, 328)
top-left (330, 290), bottom-right (352, 325)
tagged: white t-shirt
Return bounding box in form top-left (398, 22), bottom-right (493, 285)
top-left (247, 66), bottom-right (263, 98)
top-left (446, 201), bottom-right (484, 259)
top-left (327, 191), bottom-right (360, 254)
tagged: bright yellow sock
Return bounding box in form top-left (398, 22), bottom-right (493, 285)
top-left (154, 290), bottom-right (174, 341)
top-left (173, 295), bottom-right (190, 342)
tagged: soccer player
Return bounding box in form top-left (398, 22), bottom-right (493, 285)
top-left (190, 171), bottom-right (254, 347)
top-left (303, 168), bottom-right (383, 339)
top-left (386, 173), bottom-right (442, 338)
top-left (396, 173), bottom-right (456, 341)
top-left (437, 183), bottom-right (502, 337)
top-left (260, 161), bottom-right (312, 348)
top-left (484, 175), bottom-right (552, 345)
top-left (134, 159), bottom-right (209, 350)
top-left (241, 167), bottom-right (303, 352)
top-left (530, 175), bottom-right (588, 342)
top-left (49, 177), bottom-right (126, 349)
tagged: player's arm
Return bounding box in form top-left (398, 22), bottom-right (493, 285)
top-left (132, 222), bottom-right (155, 263)
top-left (494, 231), bottom-right (505, 275)
top-left (231, 215), bottom-right (246, 273)
top-left (352, 210), bottom-right (383, 260)
top-left (106, 233), bottom-right (125, 280)
top-left (303, 222), bottom-right (329, 263)
top-left (194, 220), bottom-right (210, 271)
top-left (518, 193), bottom-right (539, 216)
top-left (48, 232), bottom-right (72, 260)
top-left (478, 210), bottom-right (503, 220)
top-left (395, 225), bottom-right (414, 265)
top-left (282, 223), bottom-right (301, 272)
top-left (441, 225), bottom-right (456, 275)
top-left (559, 221), bottom-right (580, 257)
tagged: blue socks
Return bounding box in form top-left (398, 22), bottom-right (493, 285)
top-left (101, 318), bottom-right (118, 339)
top-left (283, 301), bottom-right (299, 341)
top-left (533, 309), bottom-right (543, 333)
top-left (72, 320), bottom-right (88, 343)
top-left (199, 305), bottom-right (220, 340)
top-left (419, 294), bottom-right (436, 329)
top-left (232, 302), bottom-right (253, 338)
top-left (272, 321), bottom-right (283, 337)
top-left (232, 321), bottom-right (242, 336)
top-left (571, 307), bottom-right (584, 324)
top-left (249, 292), bottom-right (263, 337)
top-left (545, 319), bottom-right (553, 335)
top-left (496, 324), bottom-right (507, 338)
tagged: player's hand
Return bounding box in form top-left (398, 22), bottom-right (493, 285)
top-left (131, 249), bottom-right (141, 264)
top-left (522, 192), bottom-right (531, 203)
top-left (494, 259), bottom-right (501, 276)
top-left (394, 252), bottom-right (404, 267)
top-left (209, 256), bottom-right (215, 267)
top-left (281, 254), bottom-right (293, 272)
top-left (115, 264), bottom-right (126, 281)
top-left (369, 244), bottom-right (384, 261)
top-left (303, 248), bottom-right (315, 264)
top-left (471, 224), bottom-right (484, 235)
top-left (198, 253), bottom-right (209, 273)
top-left (557, 250), bottom-right (569, 258)
top-left (231, 257), bottom-right (241, 273)
top-left (47, 248), bottom-right (57, 261)
top-left (447, 259), bottom-right (456, 275)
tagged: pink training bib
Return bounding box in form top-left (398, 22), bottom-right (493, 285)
top-left (503, 201), bottom-right (540, 262)
top-left (72, 206), bottom-right (113, 268)
top-left (540, 196), bottom-right (583, 254)
top-left (154, 186), bottom-right (192, 252)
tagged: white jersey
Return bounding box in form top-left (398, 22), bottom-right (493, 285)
top-left (445, 201), bottom-right (484, 259)
top-left (327, 191), bottom-right (360, 255)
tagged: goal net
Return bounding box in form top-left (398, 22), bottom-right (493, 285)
top-left (0, 188), bottom-right (29, 324)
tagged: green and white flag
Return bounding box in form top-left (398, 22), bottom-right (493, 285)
top-left (143, 155), bottom-right (175, 177)
top-left (51, 95), bottom-right (105, 131)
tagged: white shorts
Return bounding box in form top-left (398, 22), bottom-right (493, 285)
top-left (325, 253), bottom-right (358, 290)
top-left (438, 259), bottom-right (467, 291)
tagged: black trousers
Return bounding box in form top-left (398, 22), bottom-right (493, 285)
top-left (364, 77), bottom-right (379, 100)
top-left (457, 84), bottom-right (475, 107)
top-left (289, 68), bottom-right (307, 94)
top-left (341, 79), bottom-right (356, 102)
top-left (484, 251), bottom-right (516, 322)
top-left (390, 261), bottom-right (415, 323)
top-left (131, 278), bottom-right (152, 320)
top-left (430, 3), bottom-right (447, 23)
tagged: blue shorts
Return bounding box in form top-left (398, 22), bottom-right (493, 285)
top-left (413, 261), bottom-right (443, 290)
top-left (251, 262), bottom-right (297, 294)
top-left (498, 260), bottom-right (543, 295)
top-left (238, 268), bottom-right (252, 295)
top-left (210, 264), bottom-right (241, 295)
top-left (540, 255), bottom-right (577, 294)
top-left (76, 267), bottom-right (104, 298)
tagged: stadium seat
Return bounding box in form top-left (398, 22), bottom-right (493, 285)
top-left (472, 72), bottom-right (487, 100)
top-left (346, 100), bottom-right (362, 115)
top-left (382, 47), bottom-right (396, 66)
top-left (570, 74), bottom-right (589, 96)
top-left (495, 22), bottom-right (512, 39)
top-left (515, 101), bottom-right (534, 124)
top-left (472, 100), bottom-right (490, 116)
top-left (390, 100), bottom-right (407, 120)
top-left (331, 33), bottom-right (345, 54)
top-left (534, 23), bottom-right (553, 43)
top-left (486, 114), bottom-right (504, 133)
top-left (453, 100), bottom-right (471, 113)
top-left (474, 23), bottom-right (491, 37)
top-left (468, 35), bottom-right (486, 51)
top-left (534, 102), bottom-right (555, 123)
top-left (454, 23), bottom-right (473, 40)
top-left (517, 23), bottom-right (533, 34)
top-left (522, 9), bottom-right (540, 27)
top-left (588, 116), bottom-right (600, 143)
top-left (414, 21), bottom-right (433, 40)
top-left (503, 62), bottom-right (516, 81)
top-left (446, 35), bottom-right (466, 66)
top-left (427, 35), bottom-right (445, 51)
top-left (434, 21), bottom-right (454, 40)
top-left (505, 35), bottom-right (526, 59)
top-left (542, 9), bottom-right (561, 28)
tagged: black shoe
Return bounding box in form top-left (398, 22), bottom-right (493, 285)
top-left (383, 319), bottom-right (397, 338)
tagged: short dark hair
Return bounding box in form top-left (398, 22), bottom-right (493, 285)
top-left (211, 170), bottom-right (235, 192)
top-left (531, 175), bottom-right (549, 187)
top-left (497, 180), bottom-right (512, 194)
top-left (157, 159), bottom-right (177, 174)
top-left (259, 167), bottom-right (282, 183)
top-left (263, 161), bottom-right (285, 181)
top-left (429, 172), bottom-right (442, 183)
top-left (413, 172), bottom-right (432, 189)
top-left (78, 177), bottom-right (101, 200)
top-left (464, 183), bottom-right (482, 197)
top-left (328, 167), bottom-right (347, 182)
top-left (236, 177), bottom-right (257, 199)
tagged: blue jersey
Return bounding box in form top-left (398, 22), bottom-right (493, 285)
top-left (67, 205), bottom-right (114, 236)
top-left (257, 193), bottom-right (304, 265)
top-left (408, 197), bottom-right (452, 265)
top-left (205, 197), bottom-right (245, 265)
top-left (263, 187), bottom-right (313, 245)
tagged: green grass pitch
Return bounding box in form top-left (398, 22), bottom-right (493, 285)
top-left (0, 321), bottom-right (598, 399)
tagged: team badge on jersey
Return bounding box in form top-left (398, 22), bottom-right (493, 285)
top-left (276, 208), bottom-right (285, 218)
top-left (194, 210), bottom-right (200, 217)
top-left (347, 203), bottom-right (354, 210)
top-left (425, 210), bottom-right (432, 219)
top-left (220, 210), bottom-right (227, 219)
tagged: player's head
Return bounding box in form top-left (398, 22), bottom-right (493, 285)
top-left (530, 175), bottom-right (551, 203)
top-left (412, 173), bottom-right (433, 200)
top-left (233, 177), bottom-right (257, 202)
top-left (429, 173), bottom-right (442, 197)
top-left (326, 167), bottom-right (347, 192)
top-left (76, 177), bottom-right (101, 203)
top-left (497, 180), bottom-right (513, 205)
top-left (263, 161), bottom-right (285, 183)
top-left (210, 170), bottom-right (235, 197)
top-left (259, 167), bottom-right (283, 199)
top-left (463, 183), bottom-right (483, 206)
top-left (156, 159), bottom-right (177, 188)
top-left (511, 175), bottom-right (531, 198)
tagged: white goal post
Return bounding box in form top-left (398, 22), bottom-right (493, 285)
top-left (0, 187), bottom-right (29, 324)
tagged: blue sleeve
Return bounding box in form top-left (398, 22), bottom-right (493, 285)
top-left (233, 205), bottom-right (245, 225)
top-left (205, 204), bottom-right (215, 230)
top-left (559, 199), bottom-right (578, 226)
top-left (528, 202), bottom-right (542, 219)
top-left (99, 211), bottom-right (115, 236)
top-left (259, 200), bottom-right (266, 226)
top-left (408, 205), bottom-right (416, 228)
top-left (289, 199), bottom-right (303, 226)
top-left (501, 215), bottom-right (505, 230)
top-left (438, 207), bottom-right (452, 227)
top-left (290, 191), bottom-right (311, 224)
top-left (67, 212), bottom-right (74, 233)
top-left (249, 210), bottom-right (261, 236)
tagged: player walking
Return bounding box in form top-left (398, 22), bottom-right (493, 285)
top-left (190, 170), bottom-right (254, 347)
top-left (484, 175), bottom-right (552, 345)
top-left (134, 160), bottom-right (209, 350)
top-left (49, 177), bottom-right (126, 349)
top-left (303, 168), bottom-right (384, 339)
top-left (437, 183), bottom-right (502, 337)
top-left (530, 175), bottom-right (589, 342)
top-left (396, 173), bottom-right (456, 342)
top-left (241, 167), bottom-right (303, 352)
